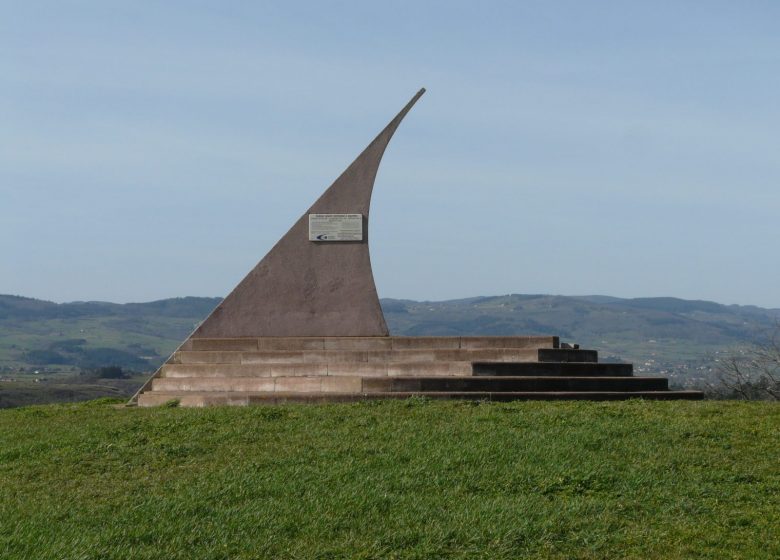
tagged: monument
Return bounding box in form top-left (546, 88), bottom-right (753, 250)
top-left (132, 89), bottom-right (703, 406)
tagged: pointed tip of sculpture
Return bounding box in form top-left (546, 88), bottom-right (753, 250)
top-left (392, 88), bottom-right (425, 124)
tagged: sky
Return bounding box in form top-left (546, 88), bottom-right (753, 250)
top-left (1, 1), bottom-right (779, 308)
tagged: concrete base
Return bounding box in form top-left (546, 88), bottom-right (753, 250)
top-left (132, 336), bottom-right (703, 406)
top-left (138, 390), bottom-right (704, 407)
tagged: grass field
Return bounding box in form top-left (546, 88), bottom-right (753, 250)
top-left (1, 399), bottom-right (778, 559)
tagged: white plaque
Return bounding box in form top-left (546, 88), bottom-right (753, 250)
top-left (308, 214), bottom-right (363, 241)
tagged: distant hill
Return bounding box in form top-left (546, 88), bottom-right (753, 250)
top-left (1, 293), bottom-right (777, 386)
top-left (382, 293), bottom-right (779, 348)
top-left (0, 295), bottom-right (220, 371)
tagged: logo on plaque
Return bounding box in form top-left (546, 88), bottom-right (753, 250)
top-left (308, 214), bottom-right (363, 241)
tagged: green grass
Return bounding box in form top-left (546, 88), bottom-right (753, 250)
top-left (1, 399), bottom-right (778, 559)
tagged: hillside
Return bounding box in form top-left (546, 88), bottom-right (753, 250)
top-left (1, 399), bottom-right (777, 559)
top-left (0, 295), bottom-right (220, 371)
top-left (382, 294), bottom-right (780, 384)
top-left (1, 293), bottom-right (777, 402)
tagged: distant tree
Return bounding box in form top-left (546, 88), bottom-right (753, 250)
top-left (76, 348), bottom-right (150, 370)
top-left (93, 366), bottom-right (127, 379)
top-left (24, 349), bottom-right (70, 365)
top-left (48, 338), bottom-right (87, 352)
top-left (716, 324), bottom-right (780, 400)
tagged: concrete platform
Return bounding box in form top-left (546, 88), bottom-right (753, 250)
top-left (150, 375), bottom-right (668, 393)
top-left (133, 335), bottom-right (704, 406)
top-left (472, 362), bottom-right (633, 377)
top-left (138, 390), bottom-right (704, 407)
top-left (172, 348), bottom-right (553, 364)
top-left (184, 336), bottom-right (560, 352)
top-left (160, 361), bottom-right (475, 378)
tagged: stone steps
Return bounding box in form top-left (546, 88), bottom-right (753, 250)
top-left (151, 375), bottom-right (669, 393)
top-left (184, 336), bottom-right (560, 352)
top-left (133, 336), bottom-right (705, 406)
top-left (161, 361), bottom-right (474, 378)
top-left (138, 390), bottom-right (704, 407)
top-left (473, 362), bottom-right (633, 377)
top-left (362, 376), bottom-right (666, 392)
top-left (170, 347), bottom-right (595, 365)
top-left (538, 349), bottom-right (598, 363)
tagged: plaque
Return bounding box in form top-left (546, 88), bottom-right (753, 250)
top-left (308, 214), bottom-right (363, 241)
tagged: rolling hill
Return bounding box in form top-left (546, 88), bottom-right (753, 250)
top-left (1, 292), bottom-right (777, 381)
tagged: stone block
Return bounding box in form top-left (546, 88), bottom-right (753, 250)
top-left (175, 351), bottom-right (243, 364)
top-left (472, 362), bottom-right (634, 377)
top-left (459, 336), bottom-right (558, 349)
top-left (153, 377), bottom-right (275, 392)
top-left (190, 338), bottom-right (259, 351)
top-left (177, 394), bottom-right (253, 407)
top-left (323, 337), bottom-right (393, 351)
top-left (321, 376), bottom-right (362, 392)
top-left (266, 363), bottom-right (327, 377)
top-left (387, 362), bottom-right (471, 376)
top-left (537, 348), bottom-right (598, 363)
top-left (295, 363), bottom-right (329, 376)
top-left (161, 363), bottom-right (273, 377)
top-left (274, 376), bottom-right (323, 392)
top-left (362, 377), bottom-right (417, 392)
top-left (327, 363), bottom-right (388, 376)
top-left (240, 351), bottom-right (305, 364)
top-left (387, 350), bottom-right (436, 362)
top-left (364, 351), bottom-right (394, 363)
top-left (303, 351), bottom-right (369, 363)
top-left (391, 337), bottom-right (461, 350)
top-left (257, 337), bottom-right (326, 351)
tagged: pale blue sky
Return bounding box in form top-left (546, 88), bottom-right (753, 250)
top-left (2, 1), bottom-right (779, 307)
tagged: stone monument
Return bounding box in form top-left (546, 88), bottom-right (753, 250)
top-left (132, 89), bottom-right (702, 406)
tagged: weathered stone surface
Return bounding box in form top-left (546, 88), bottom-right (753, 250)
top-left (361, 376), bottom-right (668, 393)
top-left (472, 362), bottom-right (634, 377)
top-left (190, 338), bottom-right (259, 351)
top-left (173, 351), bottom-right (243, 364)
top-left (460, 336), bottom-right (559, 349)
top-left (537, 348), bottom-right (598, 363)
top-left (268, 364), bottom-right (329, 377)
top-left (303, 351), bottom-right (371, 363)
top-left (153, 377), bottom-right (275, 392)
top-left (430, 349), bottom-right (540, 362)
top-left (323, 338), bottom-right (394, 351)
top-left (390, 337), bottom-right (462, 350)
top-left (274, 376), bottom-right (322, 392)
top-left (256, 338), bottom-right (327, 351)
top-left (387, 362), bottom-right (472, 376)
top-left (138, 390), bottom-right (704, 407)
top-left (321, 376), bottom-right (363, 393)
top-left (239, 351), bottom-right (306, 364)
top-left (326, 362), bottom-right (389, 377)
top-left (161, 363), bottom-right (270, 377)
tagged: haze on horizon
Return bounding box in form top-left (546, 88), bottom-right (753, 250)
top-left (2, 2), bottom-right (779, 309)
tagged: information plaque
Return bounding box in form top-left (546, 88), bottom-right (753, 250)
top-left (308, 214), bottom-right (363, 241)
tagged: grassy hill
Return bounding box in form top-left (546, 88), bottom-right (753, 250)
top-left (1, 398), bottom-right (777, 559)
top-left (0, 295), bottom-right (219, 372)
top-left (1, 293), bottom-right (777, 406)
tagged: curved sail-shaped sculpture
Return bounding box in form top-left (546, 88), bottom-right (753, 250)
top-left (192, 89), bottom-right (425, 338)
top-left (133, 88), bottom-right (704, 406)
